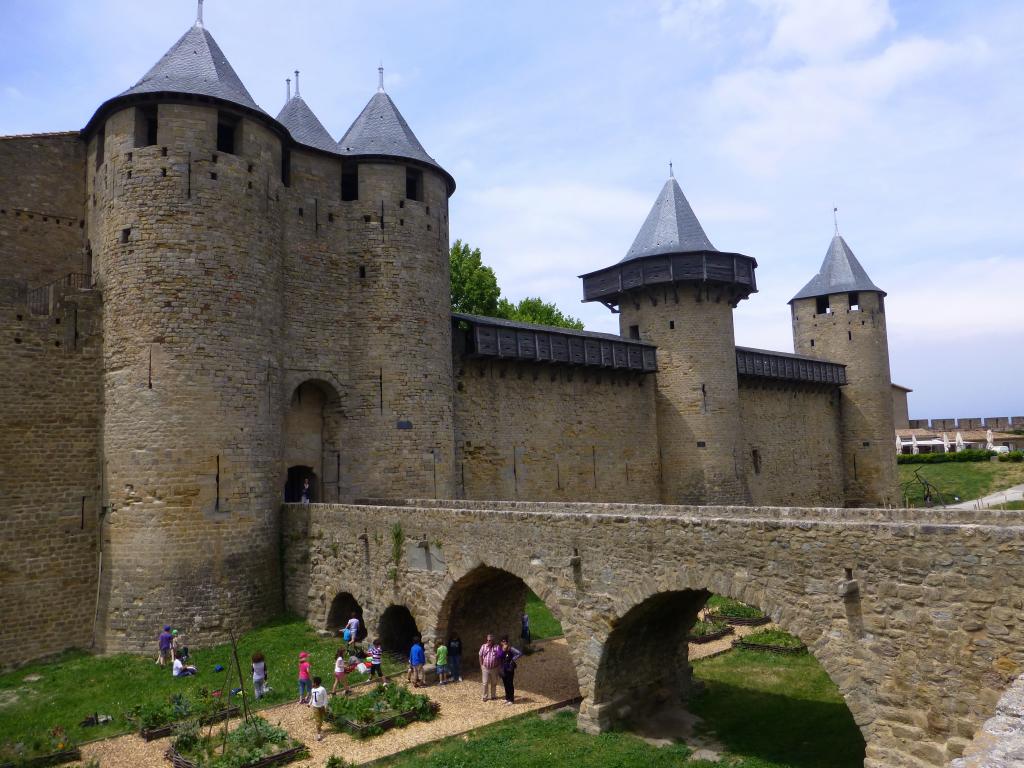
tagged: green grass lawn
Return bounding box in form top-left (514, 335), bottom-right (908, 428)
top-left (0, 615), bottom-right (402, 749)
top-left (525, 590), bottom-right (563, 640)
top-left (899, 461), bottom-right (1024, 506)
top-left (376, 644), bottom-right (864, 768)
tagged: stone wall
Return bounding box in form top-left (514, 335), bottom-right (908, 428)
top-left (453, 357), bottom-right (660, 502)
top-left (285, 500), bottom-right (1024, 768)
top-left (0, 284), bottom-right (102, 669)
top-left (792, 291), bottom-right (899, 506)
top-left (893, 386), bottom-right (911, 429)
top-left (619, 288), bottom-right (749, 504)
top-left (0, 133), bottom-right (87, 285)
top-left (738, 381), bottom-right (845, 506)
top-left (88, 103), bottom-right (286, 652)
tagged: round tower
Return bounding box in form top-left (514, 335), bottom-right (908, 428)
top-left (580, 172), bottom-right (756, 504)
top-left (333, 71), bottom-right (457, 500)
top-left (84, 17), bottom-right (288, 651)
top-left (790, 233), bottom-right (899, 507)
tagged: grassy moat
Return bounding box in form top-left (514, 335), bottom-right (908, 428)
top-left (0, 599), bottom-right (864, 767)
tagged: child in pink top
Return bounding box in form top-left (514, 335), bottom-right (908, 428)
top-left (297, 651), bottom-right (312, 704)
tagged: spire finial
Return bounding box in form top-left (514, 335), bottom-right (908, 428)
top-left (378, 62), bottom-right (385, 93)
top-left (833, 205), bottom-right (839, 236)
top-left (196, 0), bottom-right (204, 26)
top-left (286, 77), bottom-right (291, 102)
top-left (294, 70), bottom-right (300, 98)
top-left (669, 160), bottom-right (674, 179)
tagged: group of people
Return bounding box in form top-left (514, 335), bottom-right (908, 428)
top-left (157, 624), bottom-right (196, 677)
top-left (406, 630), bottom-right (524, 705)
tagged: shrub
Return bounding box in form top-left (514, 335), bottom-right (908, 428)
top-left (329, 684), bottom-right (435, 737)
top-left (997, 450), bottom-right (1024, 463)
top-left (689, 619), bottom-right (728, 638)
top-left (325, 756), bottom-right (351, 768)
top-left (743, 629), bottom-right (804, 649)
top-left (706, 595), bottom-right (764, 619)
top-left (172, 716), bottom-right (302, 768)
top-left (0, 725), bottom-right (76, 764)
top-left (898, 449), bottom-right (994, 464)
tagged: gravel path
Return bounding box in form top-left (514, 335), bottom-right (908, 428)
top-left (79, 637), bottom-right (581, 767)
top-left (689, 623), bottom-right (757, 660)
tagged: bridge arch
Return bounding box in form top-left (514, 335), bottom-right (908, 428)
top-left (326, 591), bottom-right (367, 641)
top-left (583, 571), bottom-right (869, 765)
top-left (378, 603), bottom-right (421, 654)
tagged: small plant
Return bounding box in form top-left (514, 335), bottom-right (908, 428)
top-left (390, 523), bottom-right (404, 566)
top-left (325, 756), bottom-right (351, 768)
top-left (706, 595), bottom-right (764, 620)
top-left (329, 684), bottom-right (436, 738)
top-left (329, 541), bottom-right (340, 557)
top-left (689, 619), bottom-right (728, 638)
top-left (743, 628), bottom-right (805, 649)
top-left (387, 566), bottom-right (398, 584)
top-left (170, 715), bottom-right (303, 768)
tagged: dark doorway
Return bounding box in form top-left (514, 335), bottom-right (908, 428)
top-left (327, 593), bottom-right (367, 641)
top-left (285, 465), bottom-right (316, 503)
top-left (378, 604), bottom-right (420, 653)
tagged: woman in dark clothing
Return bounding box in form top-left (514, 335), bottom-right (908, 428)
top-left (448, 633), bottom-right (463, 682)
top-left (498, 635), bottom-right (523, 704)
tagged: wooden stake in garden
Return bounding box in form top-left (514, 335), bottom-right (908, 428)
top-left (229, 629), bottom-right (254, 724)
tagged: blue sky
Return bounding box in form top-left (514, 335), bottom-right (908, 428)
top-left (2, 0), bottom-right (1021, 419)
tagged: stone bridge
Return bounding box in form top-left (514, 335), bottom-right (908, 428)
top-left (281, 500), bottom-right (1024, 768)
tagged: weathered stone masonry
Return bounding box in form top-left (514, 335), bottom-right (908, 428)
top-left (285, 500), bottom-right (1024, 768)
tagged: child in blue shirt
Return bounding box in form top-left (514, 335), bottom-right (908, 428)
top-left (408, 636), bottom-right (425, 688)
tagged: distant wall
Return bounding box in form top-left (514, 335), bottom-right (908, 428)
top-left (0, 285), bottom-right (102, 669)
top-left (892, 387), bottom-right (910, 429)
top-left (0, 133), bottom-right (87, 285)
top-left (738, 382), bottom-right (845, 507)
top-left (453, 357), bottom-right (660, 502)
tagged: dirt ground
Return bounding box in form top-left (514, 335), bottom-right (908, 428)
top-left (78, 637), bottom-right (581, 767)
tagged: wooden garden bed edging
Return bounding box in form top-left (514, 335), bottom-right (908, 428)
top-left (715, 614), bottom-right (770, 627)
top-left (335, 702), bottom-right (441, 738)
top-left (165, 744), bottom-right (307, 768)
top-left (733, 639), bottom-right (807, 655)
top-left (0, 748), bottom-right (82, 768)
top-left (141, 706), bottom-right (241, 741)
top-left (687, 626), bottom-right (734, 644)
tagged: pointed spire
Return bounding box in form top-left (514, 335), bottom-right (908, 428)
top-left (669, 160), bottom-right (674, 178)
top-left (620, 174), bottom-right (716, 262)
top-left (276, 83), bottom-right (340, 155)
top-left (294, 70), bottom-right (300, 97)
top-left (196, 0), bottom-right (204, 27)
top-left (286, 77), bottom-right (291, 102)
top-left (790, 232), bottom-right (885, 302)
top-left (833, 205), bottom-right (839, 236)
top-left (378, 63), bottom-right (385, 93)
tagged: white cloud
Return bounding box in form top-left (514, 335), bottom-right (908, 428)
top-left (705, 35), bottom-right (988, 173)
top-left (657, 0), bottom-right (727, 38)
top-left (758, 0), bottom-right (895, 62)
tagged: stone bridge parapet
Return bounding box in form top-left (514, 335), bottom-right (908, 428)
top-left (282, 501), bottom-right (1024, 768)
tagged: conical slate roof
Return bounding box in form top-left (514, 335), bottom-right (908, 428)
top-left (621, 176), bottom-right (716, 262)
top-left (276, 95), bottom-right (339, 154)
top-left (791, 234), bottom-right (885, 301)
top-left (338, 90), bottom-right (454, 191)
top-left (120, 23), bottom-right (264, 114)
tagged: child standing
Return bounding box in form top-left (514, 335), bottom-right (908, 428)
top-left (156, 625), bottom-right (173, 666)
top-left (310, 676), bottom-right (328, 742)
top-left (408, 636), bottom-right (425, 688)
top-left (448, 633), bottom-right (463, 683)
top-left (435, 641), bottom-right (449, 685)
top-left (330, 648), bottom-right (350, 696)
top-left (252, 651), bottom-right (268, 700)
top-left (369, 639), bottom-right (384, 682)
top-left (345, 613), bottom-right (361, 646)
top-left (297, 651), bottom-right (312, 704)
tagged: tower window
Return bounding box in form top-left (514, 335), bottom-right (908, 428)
top-left (628, 325), bottom-right (640, 340)
top-left (281, 148), bottom-right (291, 187)
top-left (135, 105), bottom-right (158, 147)
top-left (751, 448), bottom-right (762, 474)
top-left (810, 339), bottom-right (815, 347)
top-left (341, 160), bottom-right (359, 201)
top-left (816, 295), bottom-right (830, 315)
top-left (669, 320), bottom-right (675, 330)
top-left (848, 292), bottom-right (860, 311)
top-left (405, 167), bottom-right (424, 202)
top-left (216, 112), bottom-right (240, 154)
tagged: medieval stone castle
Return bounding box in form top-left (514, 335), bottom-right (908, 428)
top-left (1, 9), bottom-right (899, 667)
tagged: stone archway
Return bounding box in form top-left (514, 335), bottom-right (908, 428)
top-left (378, 604), bottom-right (420, 654)
top-left (283, 379), bottom-right (343, 502)
top-left (326, 592), bottom-right (367, 641)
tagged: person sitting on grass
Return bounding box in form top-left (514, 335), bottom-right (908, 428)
top-left (435, 641), bottom-right (449, 685)
top-left (408, 636), bottom-right (425, 688)
top-left (331, 648), bottom-right (351, 697)
top-left (310, 676), bottom-right (328, 742)
top-left (172, 650), bottom-right (197, 677)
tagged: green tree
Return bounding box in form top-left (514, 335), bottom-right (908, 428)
top-left (497, 296), bottom-right (584, 330)
top-left (450, 240), bottom-right (584, 330)
top-left (449, 239), bottom-right (500, 317)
